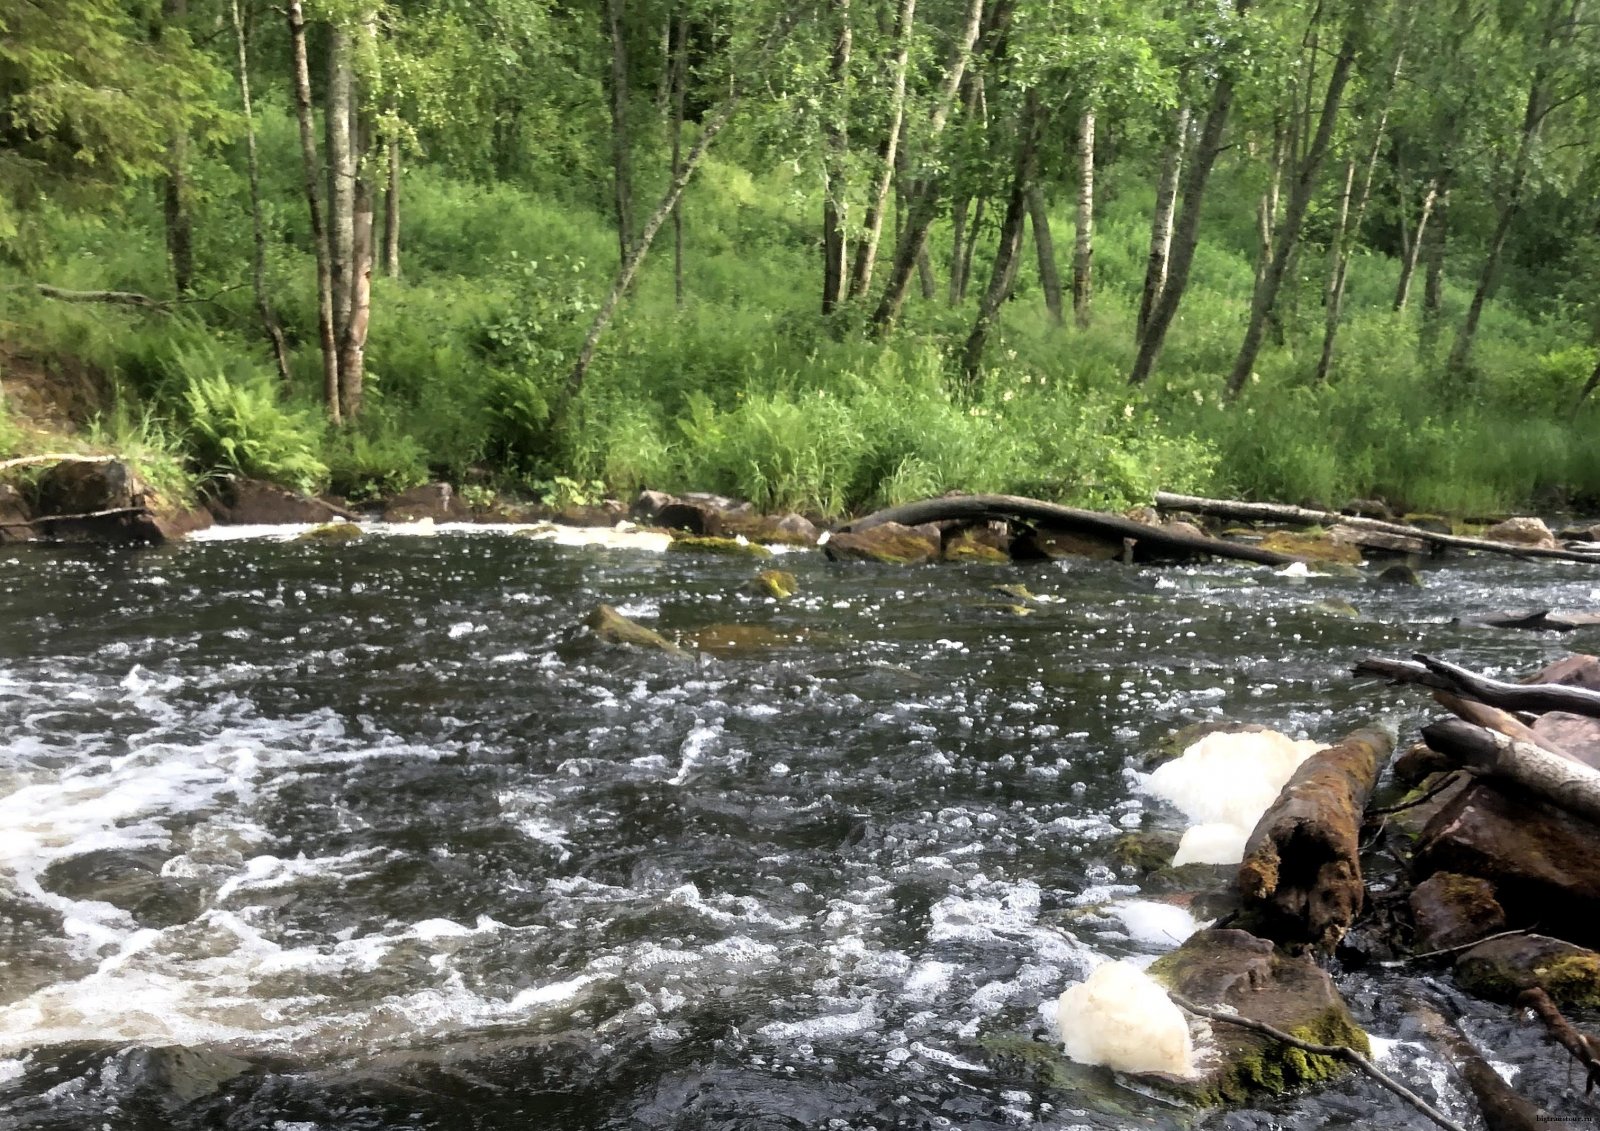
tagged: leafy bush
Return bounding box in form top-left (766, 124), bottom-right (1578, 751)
top-left (181, 371), bottom-right (328, 493)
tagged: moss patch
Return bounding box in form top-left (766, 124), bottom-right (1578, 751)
top-left (747, 569), bottom-right (798, 599)
top-left (1258, 531), bottom-right (1362, 564)
top-left (296, 522), bottom-right (364, 543)
top-left (668, 533), bottom-right (775, 559)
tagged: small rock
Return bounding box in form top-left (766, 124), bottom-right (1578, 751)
top-left (1341, 499), bottom-right (1394, 521)
top-left (1456, 933), bottom-right (1600, 1008)
top-left (1310, 598), bottom-right (1359, 619)
top-left (585, 604), bottom-right (685, 655)
top-left (666, 534), bottom-right (773, 560)
top-left (1327, 524), bottom-right (1427, 557)
top-left (296, 522), bottom-right (363, 543)
top-left (215, 478), bottom-right (355, 525)
top-left (824, 522), bottom-right (942, 565)
top-left (1409, 872), bottom-right (1506, 952)
top-left (1009, 527), bottom-right (1124, 561)
top-left (748, 569), bottom-right (798, 600)
top-left (1484, 516), bottom-right (1557, 549)
top-left (120, 1046), bottom-right (255, 1105)
top-left (631, 489), bottom-right (677, 522)
top-left (1373, 564), bottom-right (1421, 586)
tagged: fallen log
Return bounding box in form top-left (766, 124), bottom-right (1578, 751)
top-left (1434, 693), bottom-right (1575, 760)
top-left (1421, 718), bottom-right (1600, 826)
top-left (0, 453), bottom-right (123, 474)
top-left (0, 506), bottom-right (152, 528)
top-left (1456, 609), bottom-right (1600, 631)
top-left (1354, 654), bottom-right (1600, 721)
top-left (1154, 491), bottom-right (1600, 566)
top-left (1412, 999), bottom-right (1562, 1131)
top-left (1237, 726), bottom-right (1394, 952)
top-left (834, 494), bottom-right (1300, 567)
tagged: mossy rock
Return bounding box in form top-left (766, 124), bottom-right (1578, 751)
top-left (989, 582), bottom-right (1038, 604)
top-left (1148, 929), bottom-right (1369, 1107)
top-left (1112, 830), bottom-right (1181, 874)
top-left (1258, 531), bottom-right (1361, 565)
top-left (824, 522), bottom-right (941, 565)
top-left (296, 522), bottom-right (364, 543)
top-left (1310, 598), bottom-right (1359, 619)
top-left (1455, 933), bottom-right (1600, 1008)
top-left (688, 623), bottom-right (806, 657)
top-left (977, 1034), bottom-right (1154, 1115)
top-left (667, 534), bottom-right (774, 559)
top-left (943, 530), bottom-right (1011, 563)
top-left (584, 604), bottom-right (686, 656)
top-left (746, 569), bottom-right (798, 600)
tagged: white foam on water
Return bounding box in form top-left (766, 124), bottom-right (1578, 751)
top-left (1106, 900), bottom-right (1201, 948)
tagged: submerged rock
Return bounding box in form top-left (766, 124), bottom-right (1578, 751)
top-left (1455, 933), bottom-right (1600, 1008)
top-left (666, 534), bottom-right (774, 560)
top-left (746, 569), bottom-right (798, 600)
top-left (688, 623), bottom-right (806, 657)
top-left (585, 604), bottom-right (686, 656)
top-left (1409, 872), bottom-right (1507, 952)
top-left (823, 522), bottom-right (941, 565)
top-left (1148, 928), bottom-right (1368, 1106)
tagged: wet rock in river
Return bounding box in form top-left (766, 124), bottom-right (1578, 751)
top-left (382, 482), bottom-right (470, 524)
top-left (1256, 530), bottom-right (1362, 565)
top-left (0, 482), bottom-right (35, 542)
top-left (722, 511), bottom-right (820, 547)
top-left (746, 569), bottom-right (798, 600)
top-left (1373, 563), bottom-right (1422, 587)
top-left (296, 521), bottom-right (364, 543)
top-left (688, 623), bottom-right (806, 657)
top-left (118, 1045), bottom-right (255, 1105)
top-left (585, 603), bottom-right (686, 656)
top-left (211, 477), bottom-right (355, 525)
top-left (1327, 523), bottom-right (1427, 559)
top-left (1009, 526), bottom-right (1124, 561)
top-left (1484, 516), bottom-right (1557, 549)
top-left (942, 527), bottom-right (1011, 562)
top-left (666, 533), bottom-right (774, 560)
top-left (1408, 871), bottom-right (1507, 952)
top-left (1455, 933), bottom-right (1600, 1008)
top-left (39, 847), bottom-right (205, 929)
top-left (1148, 928), bottom-right (1368, 1105)
top-left (823, 521), bottom-right (941, 565)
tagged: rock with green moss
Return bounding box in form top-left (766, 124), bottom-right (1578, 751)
top-left (584, 604), bottom-right (686, 656)
top-left (1147, 928), bottom-right (1369, 1107)
top-left (1455, 933), bottom-right (1600, 1008)
top-left (989, 582), bottom-right (1038, 604)
top-left (296, 522), bottom-right (364, 543)
top-left (1112, 830), bottom-right (1182, 875)
top-left (943, 529), bottom-right (1011, 562)
top-left (1408, 871), bottom-right (1506, 952)
top-left (688, 623), bottom-right (806, 657)
top-left (1310, 598), bottom-right (1359, 619)
top-left (746, 569), bottom-right (798, 600)
top-left (1256, 530), bottom-right (1362, 565)
top-left (667, 534), bottom-right (774, 560)
top-left (823, 521), bottom-right (941, 565)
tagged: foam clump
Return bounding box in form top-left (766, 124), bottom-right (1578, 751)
top-left (1144, 729), bottom-right (1323, 866)
top-left (1057, 960), bottom-right (1195, 1077)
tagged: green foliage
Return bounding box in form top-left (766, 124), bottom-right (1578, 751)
top-left (82, 401), bottom-right (196, 505)
top-left (180, 370), bottom-right (328, 494)
top-left (322, 417), bottom-right (430, 501)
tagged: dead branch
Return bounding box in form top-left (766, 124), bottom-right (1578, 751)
top-left (1354, 654), bottom-right (1600, 721)
top-left (0, 454), bottom-right (122, 473)
top-left (1520, 985), bottom-right (1600, 1094)
top-left (1412, 998), bottom-right (1562, 1131)
top-left (0, 506), bottom-right (151, 527)
top-left (30, 284), bottom-right (168, 310)
top-left (1379, 927), bottom-right (1538, 967)
top-left (1168, 992), bottom-right (1467, 1131)
top-left (1422, 718), bottom-right (1600, 825)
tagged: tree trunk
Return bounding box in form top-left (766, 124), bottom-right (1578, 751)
top-left (957, 195), bottom-right (986, 304)
top-left (1226, 28), bottom-right (1356, 397)
top-left (1027, 186), bottom-right (1062, 325)
top-left (917, 244), bottom-right (937, 299)
top-left (948, 195), bottom-right (969, 305)
top-left (870, 0), bottom-right (988, 331)
top-left (606, 0), bottom-right (633, 265)
top-left (231, 0), bottom-right (291, 388)
top-left (848, 0), bottom-right (917, 300)
top-left (959, 93), bottom-right (1041, 388)
top-left (1392, 174), bottom-right (1437, 312)
top-left (1254, 124), bottom-right (1286, 297)
top-left (1128, 11), bottom-right (1246, 388)
top-left (1136, 98), bottom-right (1189, 341)
top-left (1423, 718), bottom-right (1600, 826)
top-left (560, 14), bottom-right (799, 418)
top-left (286, 0), bottom-right (340, 423)
top-left (1071, 108), bottom-right (1094, 328)
top-left (382, 137), bottom-right (400, 279)
top-left (325, 25), bottom-right (355, 349)
top-left (1423, 181), bottom-right (1450, 327)
top-left (821, 0), bottom-right (852, 313)
top-left (159, 0), bottom-right (193, 296)
top-left (337, 12), bottom-right (378, 421)
top-left (670, 16), bottom-right (687, 308)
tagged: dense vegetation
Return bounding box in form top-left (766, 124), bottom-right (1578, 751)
top-left (3, 0), bottom-right (1599, 517)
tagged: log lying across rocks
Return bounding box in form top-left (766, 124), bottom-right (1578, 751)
top-left (1238, 726), bottom-right (1394, 952)
top-left (1421, 719), bottom-right (1600, 827)
top-left (1154, 490), bottom-right (1600, 566)
top-left (834, 494), bottom-right (1300, 567)
top-left (1353, 653), bottom-right (1600, 721)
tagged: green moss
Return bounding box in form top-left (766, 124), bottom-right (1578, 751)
top-left (585, 604), bottom-right (686, 656)
top-left (1534, 953), bottom-right (1600, 1008)
top-left (1188, 1008), bottom-right (1366, 1107)
top-left (943, 532), bottom-right (1010, 562)
top-left (295, 522), bottom-right (363, 543)
top-left (989, 582), bottom-right (1038, 603)
top-left (1258, 531), bottom-right (1362, 564)
top-left (666, 534), bottom-right (774, 559)
top-left (748, 569), bottom-right (797, 599)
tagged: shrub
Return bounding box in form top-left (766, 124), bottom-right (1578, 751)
top-left (181, 371), bottom-right (328, 493)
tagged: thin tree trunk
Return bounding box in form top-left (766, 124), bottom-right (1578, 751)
top-left (848, 0), bottom-right (918, 300)
top-left (325, 25), bottom-right (355, 350)
top-left (670, 16), bottom-right (687, 308)
top-left (606, 0), bottom-right (633, 265)
top-left (948, 195), bottom-right (970, 305)
top-left (286, 0), bottom-right (340, 423)
top-left (870, 0), bottom-right (987, 331)
top-left (1136, 99), bottom-right (1189, 341)
top-left (1128, 5), bottom-right (1248, 387)
top-left (1423, 182), bottom-right (1450, 328)
top-left (382, 137), bottom-right (400, 279)
top-left (917, 245), bottom-right (937, 299)
top-left (561, 15), bottom-right (798, 416)
top-left (959, 93), bottom-right (1041, 387)
top-left (1392, 175), bottom-right (1437, 312)
top-left (232, 0), bottom-right (291, 388)
top-left (958, 195), bottom-right (986, 304)
top-left (160, 0), bottom-right (194, 296)
top-left (822, 0), bottom-right (852, 313)
top-left (1027, 187), bottom-right (1062, 325)
top-left (1254, 124), bottom-right (1286, 297)
top-left (337, 12), bottom-right (378, 421)
top-left (1071, 107), bottom-right (1095, 328)
top-left (1314, 157), bottom-right (1358, 383)
top-left (1226, 28), bottom-right (1356, 397)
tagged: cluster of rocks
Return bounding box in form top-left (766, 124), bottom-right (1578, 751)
top-left (0, 458), bottom-right (210, 545)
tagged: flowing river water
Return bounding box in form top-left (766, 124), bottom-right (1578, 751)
top-left (2, 525), bottom-right (1599, 1129)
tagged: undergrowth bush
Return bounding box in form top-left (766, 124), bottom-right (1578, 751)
top-left (181, 371), bottom-right (328, 493)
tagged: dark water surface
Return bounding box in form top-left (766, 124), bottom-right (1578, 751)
top-left (2, 527), bottom-right (1599, 1129)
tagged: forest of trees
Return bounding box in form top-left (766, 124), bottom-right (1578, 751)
top-left (2, 0), bottom-right (1599, 516)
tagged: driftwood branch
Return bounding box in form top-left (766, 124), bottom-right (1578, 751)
top-left (0, 506), bottom-right (150, 528)
top-left (1168, 993), bottom-right (1467, 1131)
top-left (1422, 718), bottom-right (1600, 825)
top-left (1354, 654), bottom-right (1600, 721)
top-left (1155, 490), bottom-right (1600, 565)
top-left (835, 494), bottom-right (1300, 566)
top-left (1379, 927), bottom-right (1538, 967)
top-left (1238, 726), bottom-right (1394, 951)
top-left (1434, 692), bottom-right (1575, 760)
top-left (1520, 985), bottom-right (1600, 1095)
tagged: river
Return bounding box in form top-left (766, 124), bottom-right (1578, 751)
top-left (1, 525), bottom-right (1596, 1129)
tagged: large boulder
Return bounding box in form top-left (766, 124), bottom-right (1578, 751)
top-left (1327, 523), bottom-right (1428, 558)
top-left (1484, 516), bottom-right (1557, 549)
top-left (212, 478), bottom-right (354, 525)
top-left (31, 458), bottom-right (209, 544)
top-left (1414, 779), bottom-right (1600, 947)
top-left (0, 482), bottom-right (35, 543)
top-left (1455, 932), bottom-right (1600, 1008)
top-left (823, 522), bottom-right (941, 565)
top-left (1148, 928), bottom-right (1368, 1105)
top-left (383, 482), bottom-right (470, 523)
